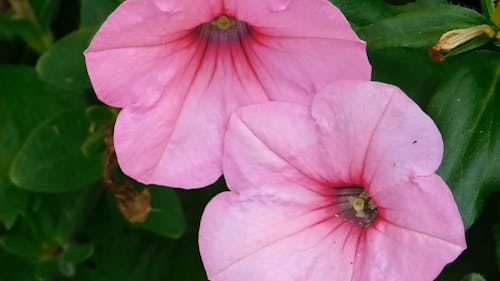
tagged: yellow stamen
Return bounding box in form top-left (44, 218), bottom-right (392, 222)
top-left (210, 15), bottom-right (235, 30)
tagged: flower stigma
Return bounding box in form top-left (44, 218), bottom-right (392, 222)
top-left (210, 15), bottom-right (235, 30)
top-left (335, 186), bottom-right (378, 227)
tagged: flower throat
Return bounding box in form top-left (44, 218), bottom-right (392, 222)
top-left (335, 185), bottom-right (378, 227)
top-left (198, 15), bottom-right (250, 42)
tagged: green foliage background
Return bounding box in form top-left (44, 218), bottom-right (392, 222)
top-left (0, 0), bottom-right (498, 280)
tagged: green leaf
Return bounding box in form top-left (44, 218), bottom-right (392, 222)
top-left (358, 5), bottom-right (488, 50)
top-left (436, 196), bottom-right (499, 281)
top-left (166, 239), bottom-right (208, 281)
top-left (493, 1), bottom-right (500, 27)
top-left (427, 51), bottom-right (500, 229)
top-left (87, 232), bottom-right (177, 281)
top-left (481, 0), bottom-right (496, 20)
top-left (165, 182), bottom-right (227, 281)
top-left (28, 0), bottom-right (62, 31)
top-left (133, 186), bottom-right (186, 239)
top-left (0, 180), bottom-right (28, 229)
top-left (0, 250), bottom-right (35, 281)
top-left (369, 47), bottom-right (445, 107)
top-left (62, 243), bottom-right (94, 264)
top-left (10, 109), bottom-right (104, 193)
top-left (0, 235), bottom-right (40, 261)
top-left (81, 130), bottom-right (106, 158)
top-left (80, 0), bottom-right (121, 27)
top-left (461, 273), bottom-right (487, 281)
top-left (86, 106), bottom-right (117, 127)
top-left (329, 0), bottom-right (396, 26)
top-left (0, 66), bottom-right (84, 226)
top-left (37, 27), bottom-right (96, 91)
top-left (0, 17), bottom-right (51, 53)
top-left (82, 106), bottom-right (117, 157)
top-left (392, 0), bottom-right (448, 14)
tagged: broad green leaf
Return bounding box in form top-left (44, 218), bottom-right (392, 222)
top-left (480, 0), bottom-right (496, 20)
top-left (133, 186), bottom-right (186, 239)
top-left (0, 235), bottom-right (40, 261)
top-left (427, 51), bottom-right (500, 228)
top-left (358, 5), bottom-right (488, 50)
top-left (329, 0), bottom-right (396, 26)
top-left (461, 273), bottom-right (487, 281)
top-left (369, 47), bottom-right (445, 107)
top-left (392, 0), bottom-right (448, 13)
top-left (10, 109), bottom-right (104, 192)
top-left (80, 0), bottom-right (121, 27)
top-left (20, 188), bottom-right (103, 244)
top-left (0, 66), bottom-right (63, 175)
top-left (0, 66), bottom-right (84, 226)
top-left (37, 27), bottom-right (96, 91)
top-left (62, 243), bottom-right (94, 264)
top-left (0, 180), bottom-right (28, 229)
top-left (0, 228), bottom-right (71, 280)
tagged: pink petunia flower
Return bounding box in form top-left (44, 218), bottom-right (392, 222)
top-left (199, 81), bottom-right (466, 281)
top-left (84, 0), bottom-right (371, 189)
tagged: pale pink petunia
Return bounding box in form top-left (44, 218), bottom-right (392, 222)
top-left (84, 0), bottom-right (371, 188)
top-left (199, 81), bottom-right (466, 281)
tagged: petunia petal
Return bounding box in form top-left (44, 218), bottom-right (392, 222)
top-left (113, 41), bottom-right (268, 188)
top-left (86, 0), bottom-right (372, 189)
top-left (353, 217), bottom-right (465, 281)
top-left (371, 173), bottom-right (466, 249)
top-left (200, 192), bottom-right (357, 281)
top-left (232, 0), bottom-right (371, 103)
top-left (228, 0), bottom-right (361, 40)
top-left (87, 0), bottom-right (218, 50)
top-left (245, 35), bottom-right (370, 104)
top-left (351, 173), bottom-right (466, 281)
top-left (85, 38), bottom-right (198, 108)
top-left (86, 0), bottom-right (371, 109)
top-left (223, 102), bottom-right (333, 199)
top-left (311, 81), bottom-right (443, 185)
top-left (84, 0), bottom-right (222, 108)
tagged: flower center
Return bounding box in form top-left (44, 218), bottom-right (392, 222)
top-left (210, 15), bottom-right (235, 30)
top-left (198, 15), bottom-right (250, 42)
top-left (334, 186), bottom-right (378, 227)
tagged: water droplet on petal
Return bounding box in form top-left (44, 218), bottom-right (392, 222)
top-left (268, 0), bottom-right (293, 12)
top-left (153, 0), bottom-right (176, 13)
